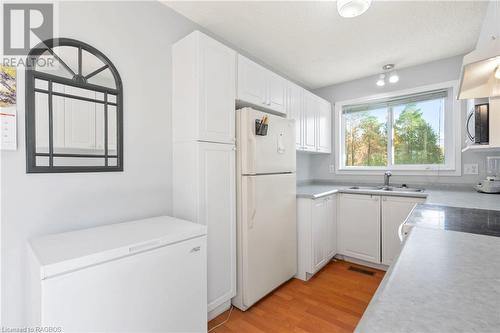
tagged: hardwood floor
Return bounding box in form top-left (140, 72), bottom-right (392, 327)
top-left (208, 260), bottom-right (385, 333)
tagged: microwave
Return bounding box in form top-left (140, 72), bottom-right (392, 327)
top-left (466, 103), bottom-right (489, 144)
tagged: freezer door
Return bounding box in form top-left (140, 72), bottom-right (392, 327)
top-left (240, 173), bottom-right (297, 308)
top-left (237, 108), bottom-right (296, 175)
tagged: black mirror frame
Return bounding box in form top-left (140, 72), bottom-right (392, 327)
top-left (25, 38), bottom-right (123, 173)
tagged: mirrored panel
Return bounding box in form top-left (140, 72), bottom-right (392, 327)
top-left (26, 38), bottom-right (122, 173)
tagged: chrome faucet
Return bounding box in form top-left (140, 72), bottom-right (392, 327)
top-left (384, 171), bottom-right (392, 187)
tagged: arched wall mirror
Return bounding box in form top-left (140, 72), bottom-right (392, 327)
top-left (25, 38), bottom-right (123, 173)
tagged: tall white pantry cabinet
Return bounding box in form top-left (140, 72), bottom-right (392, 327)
top-left (172, 31), bottom-right (237, 319)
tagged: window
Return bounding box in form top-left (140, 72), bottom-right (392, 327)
top-left (338, 86), bottom-right (458, 173)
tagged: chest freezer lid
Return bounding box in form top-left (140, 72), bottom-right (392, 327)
top-left (29, 216), bottom-right (207, 279)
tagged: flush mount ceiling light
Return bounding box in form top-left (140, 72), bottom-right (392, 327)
top-left (376, 64), bottom-right (399, 87)
top-left (376, 74), bottom-right (386, 87)
top-left (337, 0), bottom-right (372, 18)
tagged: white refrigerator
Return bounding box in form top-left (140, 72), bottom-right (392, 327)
top-left (232, 108), bottom-right (297, 311)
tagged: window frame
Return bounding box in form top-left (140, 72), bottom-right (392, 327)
top-left (25, 38), bottom-right (124, 173)
top-left (335, 81), bottom-right (461, 176)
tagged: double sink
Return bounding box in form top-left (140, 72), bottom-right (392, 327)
top-left (348, 185), bottom-right (424, 193)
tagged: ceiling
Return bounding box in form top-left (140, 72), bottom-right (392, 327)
top-left (164, 1), bottom-right (487, 89)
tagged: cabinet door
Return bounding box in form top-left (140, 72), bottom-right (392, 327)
top-left (199, 35), bottom-right (236, 144)
top-left (311, 197), bottom-right (328, 272)
top-left (303, 92), bottom-right (317, 151)
top-left (381, 196), bottom-right (424, 265)
top-left (338, 194), bottom-right (381, 264)
top-left (316, 98), bottom-right (331, 153)
top-left (237, 55), bottom-right (267, 107)
top-left (267, 72), bottom-right (287, 114)
top-left (287, 83), bottom-right (303, 149)
top-left (325, 195), bottom-right (336, 257)
top-left (198, 142), bottom-right (236, 311)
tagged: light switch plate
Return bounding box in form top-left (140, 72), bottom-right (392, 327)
top-left (329, 164), bottom-right (335, 173)
top-left (464, 163), bottom-right (479, 175)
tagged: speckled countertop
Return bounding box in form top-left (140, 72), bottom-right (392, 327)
top-left (297, 182), bottom-right (500, 211)
top-left (355, 227), bottom-right (500, 333)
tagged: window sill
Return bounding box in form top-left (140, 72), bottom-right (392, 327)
top-left (336, 167), bottom-right (460, 176)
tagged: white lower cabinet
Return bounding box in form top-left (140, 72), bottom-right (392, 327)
top-left (337, 193), bottom-right (424, 266)
top-left (338, 194), bottom-right (381, 264)
top-left (297, 194), bottom-right (336, 281)
top-left (381, 196), bottom-right (425, 265)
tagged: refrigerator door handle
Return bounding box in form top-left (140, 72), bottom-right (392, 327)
top-left (247, 134), bottom-right (256, 174)
top-left (248, 177), bottom-right (256, 229)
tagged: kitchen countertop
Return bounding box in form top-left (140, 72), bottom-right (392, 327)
top-left (407, 204), bottom-right (500, 237)
top-left (355, 226), bottom-right (500, 333)
top-left (297, 183), bottom-right (500, 211)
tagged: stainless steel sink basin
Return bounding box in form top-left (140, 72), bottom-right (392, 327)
top-left (390, 187), bottom-right (424, 192)
top-left (348, 185), bottom-right (424, 193)
top-left (348, 186), bottom-right (380, 190)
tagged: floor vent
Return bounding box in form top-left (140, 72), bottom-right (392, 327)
top-left (348, 266), bottom-right (375, 276)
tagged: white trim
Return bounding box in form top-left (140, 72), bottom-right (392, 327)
top-left (334, 81), bottom-right (462, 176)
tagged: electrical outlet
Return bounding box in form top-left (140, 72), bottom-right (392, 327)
top-left (329, 164), bottom-right (335, 173)
top-left (464, 163), bottom-right (479, 175)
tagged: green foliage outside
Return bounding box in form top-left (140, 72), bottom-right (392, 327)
top-left (345, 103), bottom-right (444, 166)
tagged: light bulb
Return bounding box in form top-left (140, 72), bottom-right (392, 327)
top-left (495, 66), bottom-right (500, 79)
top-left (389, 71), bottom-right (399, 83)
top-left (376, 74), bottom-right (385, 87)
top-left (337, 0), bottom-right (372, 18)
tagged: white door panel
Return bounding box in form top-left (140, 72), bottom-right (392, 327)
top-left (326, 195), bottom-right (336, 257)
top-left (267, 72), bottom-right (287, 114)
top-left (338, 194), bottom-right (381, 264)
top-left (287, 83), bottom-right (303, 149)
top-left (237, 55), bottom-right (267, 107)
top-left (311, 198), bottom-right (328, 272)
top-left (199, 35), bottom-right (236, 143)
top-left (198, 142), bottom-right (236, 311)
top-left (303, 92), bottom-right (316, 151)
top-left (238, 108), bottom-right (295, 174)
top-left (240, 173), bottom-right (297, 308)
top-left (316, 99), bottom-right (331, 153)
top-left (381, 196), bottom-right (424, 265)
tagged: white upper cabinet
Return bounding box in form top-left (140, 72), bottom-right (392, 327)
top-left (316, 98), bottom-right (332, 153)
top-left (288, 87), bottom-right (331, 154)
top-left (267, 72), bottom-right (287, 114)
top-left (287, 83), bottom-right (303, 149)
top-left (173, 31), bottom-right (236, 144)
top-left (302, 91), bottom-right (318, 152)
top-left (237, 55), bottom-right (287, 115)
top-left (237, 55), bottom-right (267, 108)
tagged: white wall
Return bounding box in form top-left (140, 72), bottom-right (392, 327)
top-left (311, 55), bottom-right (495, 185)
top-left (0, 1), bottom-right (200, 326)
top-left (296, 152), bottom-right (311, 182)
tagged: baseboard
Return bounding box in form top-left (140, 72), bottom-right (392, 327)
top-left (334, 254), bottom-right (389, 271)
top-left (208, 300), bottom-right (231, 321)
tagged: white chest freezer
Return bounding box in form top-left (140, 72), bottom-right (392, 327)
top-left (28, 216), bottom-right (208, 333)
